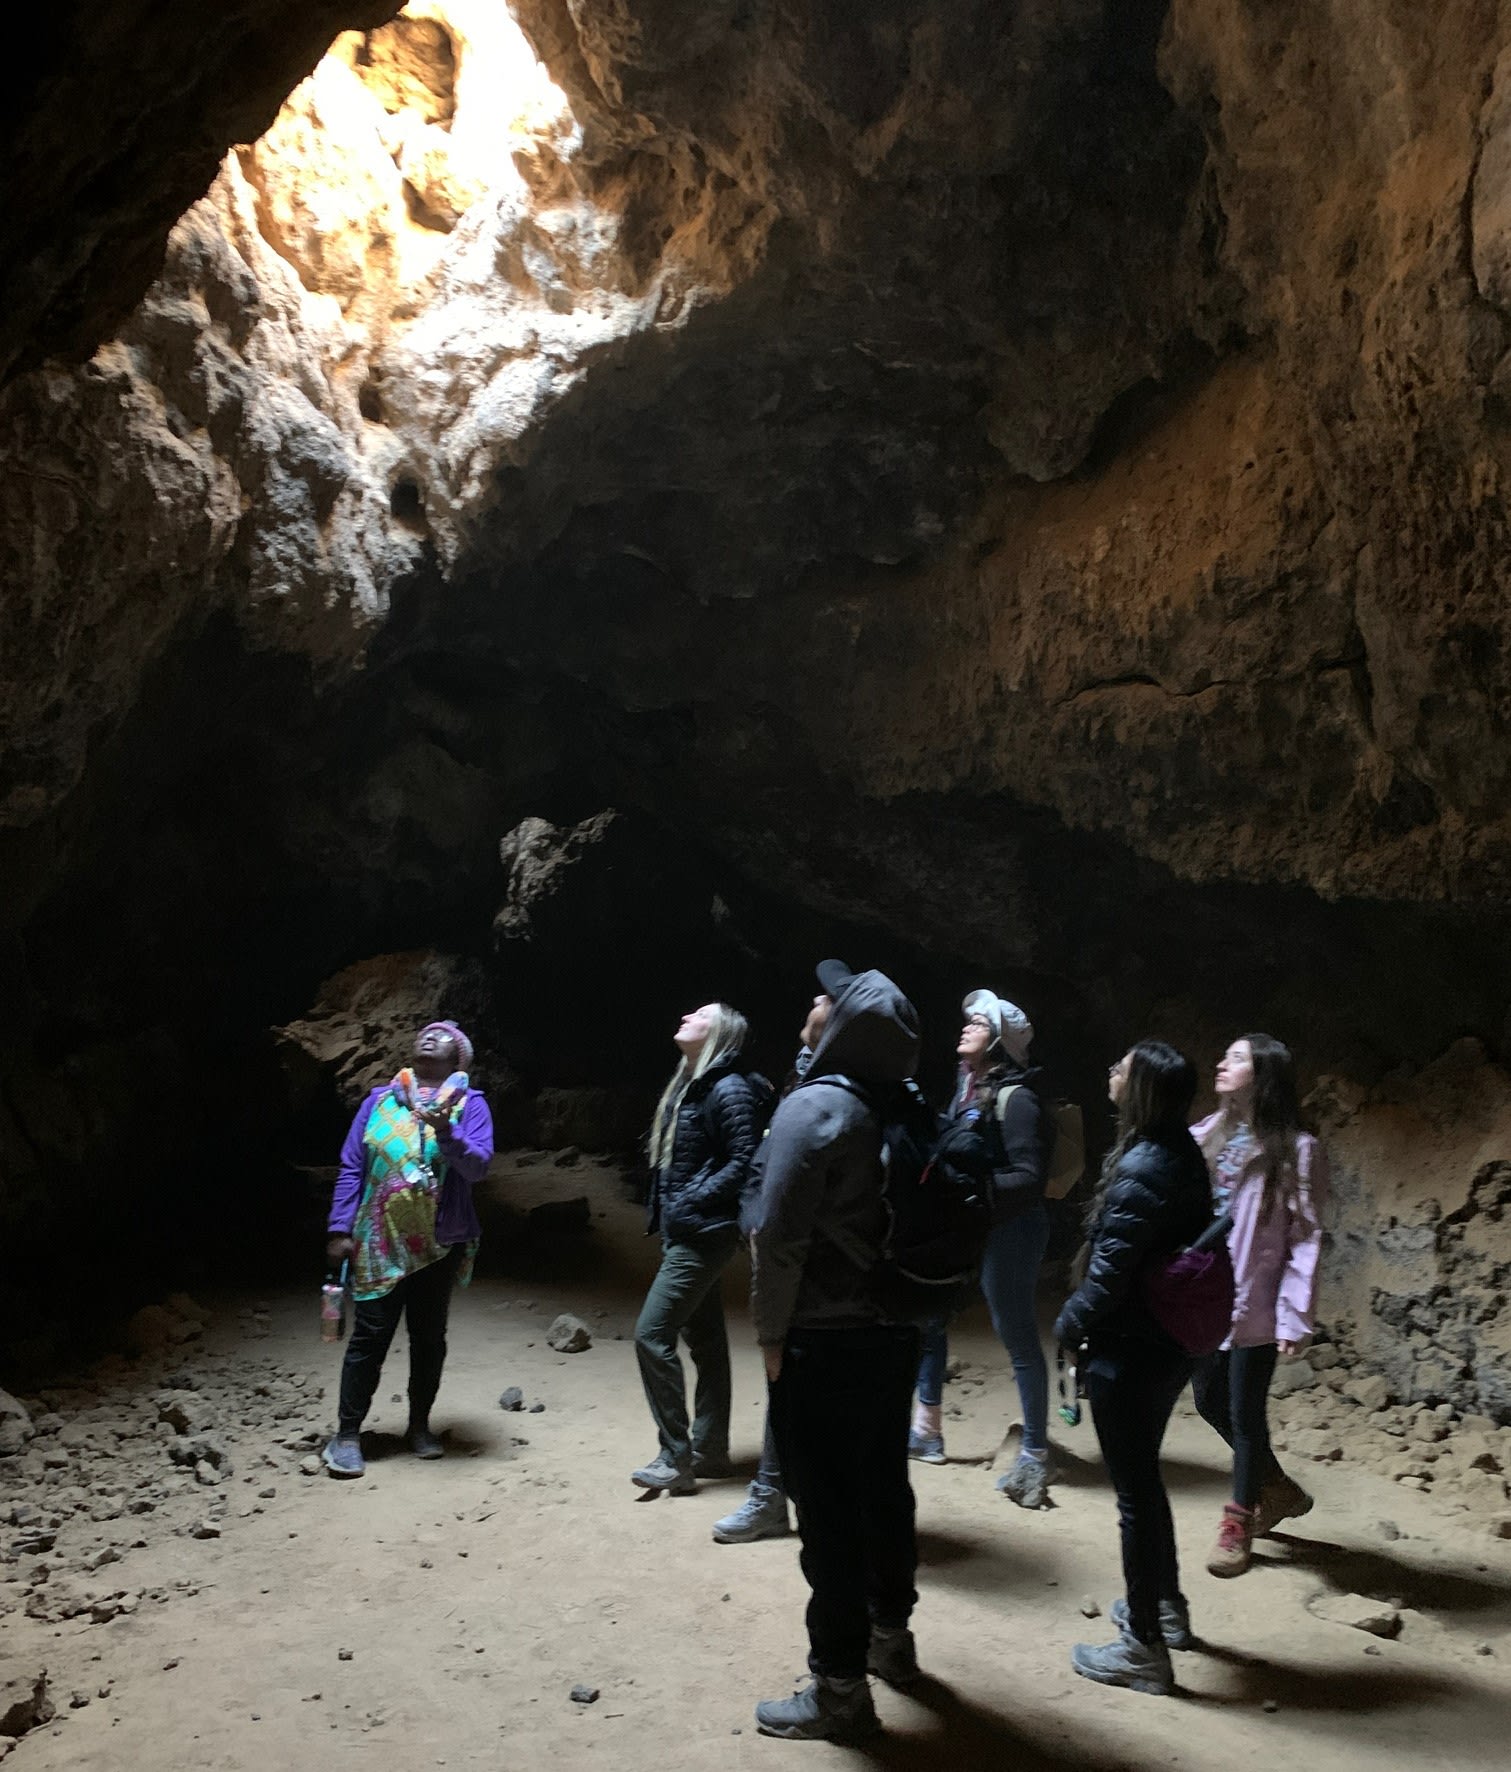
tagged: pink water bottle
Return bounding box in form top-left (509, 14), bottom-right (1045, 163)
top-left (321, 1261), bottom-right (349, 1342)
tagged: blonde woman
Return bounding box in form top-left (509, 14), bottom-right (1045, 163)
top-left (632, 1002), bottom-right (770, 1494)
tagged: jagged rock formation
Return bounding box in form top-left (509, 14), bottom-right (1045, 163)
top-left (0, 2), bottom-right (1509, 1430)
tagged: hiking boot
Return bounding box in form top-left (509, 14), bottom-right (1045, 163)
top-left (867, 1624), bottom-right (920, 1689)
top-left (631, 1455), bottom-right (697, 1495)
top-left (321, 1433), bottom-right (365, 1478)
top-left (908, 1428), bottom-right (946, 1464)
top-left (754, 1676), bottom-right (881, 1742)
top-left (691, 1452), bottom-right (735, 1479)
top-left (1253, 1472), bottom-right (1314, 1537)
top-left (1071, 1634), bottom-right (1175, 1696)
top-left (1207, 1501), bottom-right (1256, 1577)
top-left (712, 1485), bottom-right (791, 1543)
top-left (1110, 1595), bottom-right (1195, 1651)
top-left (995, 1450), bottom-right (1052, 1509)
top-left (407, 1425), bottom-right (444, 1460)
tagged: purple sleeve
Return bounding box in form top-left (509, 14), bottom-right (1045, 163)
top-left (328, 1093), bottom-right (378, 1234)
top-left (435, 1091), bottom-right (494, 1186)
top-left (1275, 1136), bottom-right (1328, 1344)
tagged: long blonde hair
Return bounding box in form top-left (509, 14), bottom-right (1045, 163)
top-left (647, 1002), bottom-right (750, 1172)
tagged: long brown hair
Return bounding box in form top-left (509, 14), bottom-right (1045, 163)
top-left (1199, 1032), bottom-right (1303, 1222)
top-left (1085, 1039), bottom-right (1198, 1231)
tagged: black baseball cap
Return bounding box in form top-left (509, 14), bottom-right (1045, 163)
top-left (815, 958), bottom-right (856, 999)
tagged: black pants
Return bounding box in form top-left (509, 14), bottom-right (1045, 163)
top-left (768, 1323), bottom-right (921, 1680)
top-left (338, 1247), bottom-right (460, 1434)
top-left (1191, 1344), bottom-right (1283, 1508)
top-left (1085, 1337), bottom-right (1193, 1647)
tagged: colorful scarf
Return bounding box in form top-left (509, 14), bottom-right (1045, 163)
top-left (350, 1069), bottom-right (478, 1301)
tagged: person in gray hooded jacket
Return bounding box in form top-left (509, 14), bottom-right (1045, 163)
top-left (748, 964), bottom-right (923, 1745)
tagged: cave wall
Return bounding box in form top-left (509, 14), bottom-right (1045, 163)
top-left (0, 2), bottom-right (1508, 1419)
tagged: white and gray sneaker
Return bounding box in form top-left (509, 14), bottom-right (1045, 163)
top-left (867, 1625), bottom-right (920, 1689)
top-left (755, 1676), bottom-right (880, 1742)
top-left (1110, 1594), bottom-right (1195, 1651)
top-left (631, 1455), bottom-right (697, 1495)
top-left (712, 1484), bottom-right (791, 1543)
top-left (1071, 1633), bottom-right (1175, 1696)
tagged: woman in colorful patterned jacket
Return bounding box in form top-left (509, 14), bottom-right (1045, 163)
top-left (1191, 1033), bottom-right (1328, 1575)
top-left (322, 1020), bottom-right (494, 1478)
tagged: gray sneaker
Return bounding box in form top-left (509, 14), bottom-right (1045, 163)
top-left (867, 1624), bottom-right (919, 1689)
top-left (712, 1485), bottom-right (791, 1543)
top-left (631, 1455), bottom-right (697, 1495)
top-left (755, 1677), bottom-right (881, 1742)
top-left (908, 1429), bottom-right (946, 1464)
top-left (1110, 1595), bottom-right (1195, 1651)
top-left (1071, 1634), bottom-right (1175, 1696)
top-left (322, 1433), bottom-right (365, 1478)
top-left (995, 1451), bottom-right (1052, 1509)
top-left (407, 1425), bottom-right (444, 1460)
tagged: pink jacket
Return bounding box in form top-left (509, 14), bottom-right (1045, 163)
top-left (1190, 1114), bottom-right (1328, 1349)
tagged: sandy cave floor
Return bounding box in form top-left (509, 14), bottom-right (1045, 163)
top-left (4, 1154), bottom-right (1511, 1772)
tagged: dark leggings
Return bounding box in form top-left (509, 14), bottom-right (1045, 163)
top-left (1191, 1345), bottom-right (1283, 1508)
top-left (338, 1247), bottom-right (460, 1434)
top-left (1085, 1338), bottom-right (1193, 1647)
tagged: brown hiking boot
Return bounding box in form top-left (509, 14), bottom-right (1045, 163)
top-left (1207, 1502), bottom-right (1255, 1577)
top-left (1252, 1473), bottom-right (1314, 1537)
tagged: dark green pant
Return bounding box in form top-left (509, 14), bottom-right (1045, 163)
top-left (634, 1231), bottom-right (738, 1470)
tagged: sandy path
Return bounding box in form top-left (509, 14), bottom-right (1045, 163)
top-left (5, 1160), bottom-right (1510, 1771)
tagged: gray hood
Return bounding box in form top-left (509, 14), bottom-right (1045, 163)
top-left (807, 969), bottom-right (919, 1083)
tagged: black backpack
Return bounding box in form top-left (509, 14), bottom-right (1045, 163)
top-left (811, 1074), bottom-right (994, 1320)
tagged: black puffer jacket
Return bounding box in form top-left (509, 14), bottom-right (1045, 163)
top-left (648, 1063), bottom-right (772, 1242)
top-left (1053, 1132), bottom-right (1210, 1349)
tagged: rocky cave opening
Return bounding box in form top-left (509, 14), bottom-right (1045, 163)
top-left (1, 0), bottom-right (1511, 1758)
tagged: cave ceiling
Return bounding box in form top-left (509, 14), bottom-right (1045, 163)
top-left (1, 0), bottom-right (1510, 1100)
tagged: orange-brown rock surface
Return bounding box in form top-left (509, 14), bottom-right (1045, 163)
top-left (0, 2), bottom-right (1508, 1424)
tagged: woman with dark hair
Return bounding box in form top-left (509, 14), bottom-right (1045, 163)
top-left (1055, 1040), bottom-right (1211, 1697)
top-left (909, 991), bottom-right (1055, 1509)
top-left (632, 1002), bottom-right (767, 1496)
top-left (322, 1019), bottom-right (494, 1478)
top-left (1191, 1034), bottom-right (1328, 1575)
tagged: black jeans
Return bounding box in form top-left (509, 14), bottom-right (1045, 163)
top-left (1192, 1344), bottom-right (1283, 1507)
top-left (1085, 1336), bottom-right (1194, 1647)
top-left (768, 1323), bottom-right (921, 1680)
top-left (338, 1247), bottom-right (460, 1434)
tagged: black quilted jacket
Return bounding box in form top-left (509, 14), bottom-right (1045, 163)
top-left (1053, 1133), bottom-right (1211, 1349)
top-left (648, 1063), bottom-right (772, 1242)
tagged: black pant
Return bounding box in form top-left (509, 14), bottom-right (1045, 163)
top-left (338, 1247), bottom-right (460, 1434)
top-left (1191, 1344), bottom-right (1283, 1507)
top-left (768, 1323), bottom-right (921, 1680)
top-left (1085, 1336), bottom-right (1193, 1647)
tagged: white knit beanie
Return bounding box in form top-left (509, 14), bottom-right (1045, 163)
top-left (962, 990), bottom-right (1034, 1066)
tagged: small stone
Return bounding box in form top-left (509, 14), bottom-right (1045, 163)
top-left (190, 1521), bottom-right (221, 1540)
top-left (163, 1659), bottom-right (179, 1671)
top-left (1363, 1644), bottom-right (1382, 1656)
top-left (1080, 1598), bottom-right (1101, 1618)
top-left (1262, 1699), bottom-right (1279, 1713)
top-left (497, 1388), bottom-right (524, 1413)
top-left (1475, 1642), bottom-right (1495, 1656)
top-left (299, 1456), bottom-right (322, 1476)
top-left (69, 1691), bottom-right (90, 1709)
top-left (569, 1684), bottom-right (600, 1704)
top-left (338, 1649), bottom-right (354, 1662)
top-left (258, 1488), bottom-right (277, 1500)
top-left (546, 1315), bottom-right (592, 1354)
top-left (1373, 1519), bottom-right (1401, 1542)
top-left (529, 1403), bottom-right (546, 1414)
top-left (1309, 1593), bottom-right (1401, 1638)
top-left (420, 1559), bottom-right (433, 1569)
